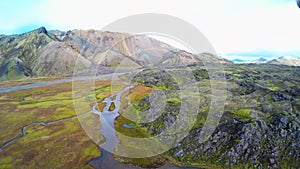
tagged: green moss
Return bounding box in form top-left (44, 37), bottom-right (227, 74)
top-left (232, 109), bottom-right (251, 118)
top-left (0, 80), bottom-right (124, 168)
top-left (109, 102), bottom-right (116, 111)
top-left (0, 156), bottom-right (13, 169)
top-left (234, 139), bottom-right (244, 143)
top-left (83, 144), bottom-right (100, 156)
top-left (114, 155), bottom-right (166, 168)
top-left (167, 98), bottom-right (181, 105)
top-left (153, 84), bottom-right (172, 90)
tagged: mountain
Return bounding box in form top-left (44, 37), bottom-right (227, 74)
top-left (0, 27), bottom-right (91, 80)
top-left (231, 57), bottom-right (269, 64)
top-left (231, 58), bottom-right (247, 63)
top-left (0, 27), bottom-right (231, 80)
top-left (267, 56), bottom-right (300, 66)
top-left (253, 57), bottom-right (268, 64)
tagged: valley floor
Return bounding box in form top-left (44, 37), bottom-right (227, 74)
top-left (0, 64), bottom-right (299, 169)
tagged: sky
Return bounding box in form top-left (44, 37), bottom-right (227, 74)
top-left (0, 0), bottom-right (299, 60)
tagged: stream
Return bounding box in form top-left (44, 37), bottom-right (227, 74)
top-left (0, 111), bottom-right (92, 152)
top-left (0, 84), bottom-right (196, 169)
top-left (91, 85), bottom-right (135, 152)
top-left (89, 85), bottom-right (196, 169)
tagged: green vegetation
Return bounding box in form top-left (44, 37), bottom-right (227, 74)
top-left (167, 98), bottom-right (181, 106)
top-left (0, 80), bottom-right (123, 169)
top-left (231, 109), bottom-right (251, 118)
top-left (0, 30), bottom-right (53, 80)
top-left (112, 85), bottom-right (170, 167)
top-left (1, 63), bottom-right (300, 169)
top-left (114, 155), bottom-right (166, 168)
top-left (116, 85), bottom-right (152, 138)
top-left (129, 63), bottom-right (300, 169)
top-left (108, 102), bottom-right (116, 111)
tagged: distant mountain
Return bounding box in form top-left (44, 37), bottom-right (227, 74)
top-left (267, 56), bottom-right (300, 66)
top-left (0, 27), bottom-right (231, 80)
top-left (231, 59), bottom-right (247, 63)
top-left (231, 57), bottom-right (268, 64)
top-left (253, 57), bottom-right (268, 64)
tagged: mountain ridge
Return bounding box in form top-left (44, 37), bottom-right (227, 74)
top-left (0, 27), bottom-right (231, 80)
top-left (268, 56), bottom-right (300, 66)
top-left (231, 56), bottom-right (300, 66)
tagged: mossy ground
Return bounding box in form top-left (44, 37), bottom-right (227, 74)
top-left (113, 85), bottom-right (169, 167)
top-left (126, 64), bottom-right (300, 168)
top-left (0, 76), bottom-right (64, 88)
top-left (1, 64), bottom-right (299, 168)
top-left (114, 85), bottom-right (153, 138)
top-left (0, 79), bottom-right (124, 169)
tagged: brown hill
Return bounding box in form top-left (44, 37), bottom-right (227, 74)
top-left (0, 27), bottom-right (231, 80)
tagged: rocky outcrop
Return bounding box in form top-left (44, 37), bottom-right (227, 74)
top-left (34, 27), bottom-right (48, 34)
top-left (131, 63), bottom-right (300, 168)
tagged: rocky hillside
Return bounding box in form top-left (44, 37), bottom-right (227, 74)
top-left (0, 27), bottom-right (231, 80)
top-left (130, 63), bottom-right (300, 168)
top-left (268, 56), bottom-right (300, 66)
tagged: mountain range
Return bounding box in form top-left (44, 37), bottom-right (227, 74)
top-left (1, 27), bottom-right (299, 81)
top-left (268, 56), bottom-right (300, 66)
top-left (1, 27), bottom-right (300, 169)
top-left (0, 27), bottom-right (230, 81)
top-left (231, 56), bottom-right (300, 66)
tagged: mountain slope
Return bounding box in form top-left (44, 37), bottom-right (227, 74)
top-left (268, 56), bottom-right (300, 66)
top-left (0, 27), bottom-right (231, 80)
top-left (33, 41), bottom-right (92, 76)
top-left (0, 27), bottom-right (53, 80)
